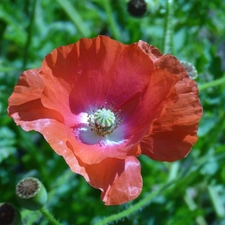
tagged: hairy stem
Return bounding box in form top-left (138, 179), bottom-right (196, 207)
top-left (94, 151), bottom-right (225, 225)
top-left (39, 207), bottom-right (62, 225)
top-left (94, 180), bottom-right (175, 225)
top-left (163, 0), bottom-right (174, 54)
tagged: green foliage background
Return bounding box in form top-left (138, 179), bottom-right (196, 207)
top-left (0, 0), bottom-right (225, 224)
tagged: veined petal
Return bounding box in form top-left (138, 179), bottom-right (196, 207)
top-left (8, 68), bottom-right (44, 106)
top-left (137, 40), bottom-right (162, 62)
top-left (67, 129), bottom-right (141, 164)
top-left (83, 156), bottom-right (142, 205)
top-left (137, 41), bottom-right (203, 161)
top-left (29, 119), bottom-right (87, 176)
top-left (8, 69), bottom-right (86, 176)
top-left (7, 58), bottom-right (141, 165)
top-left (122, 68), bottom-right (179, 144)
top-left (38, 35), bottom-right (166, 164)
top-left (8, 69), bottom-right (64, 128)
top-left (140, 76), bottom-right (202, 161)
top-left (40, 35), bottom-right (154, 127)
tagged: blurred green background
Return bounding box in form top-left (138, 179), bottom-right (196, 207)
top-left (0, 0), bottom-right (225, 224)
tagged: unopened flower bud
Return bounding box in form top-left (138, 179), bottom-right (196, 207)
top-left (16, 177), bottom-right (48, 211)
top-left (0, 202), bottom-right (22, 225)
top-left (180, 61), bottom-right (198, 79)
top-left (127, 0), bottom-right (147, 17)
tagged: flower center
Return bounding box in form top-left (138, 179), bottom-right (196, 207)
top-left (94, 108), bottom-right (116, 128)
top-left (87, 105), bottom-right (122, 136)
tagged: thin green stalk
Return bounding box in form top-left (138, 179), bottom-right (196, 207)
top-left (94, 180), bottom-right (176, 225)
top-left (163, 0), bottom-right (174, 54)
top-left (198, 76), bottom-right (225, 91)
top-left (94, 151), bottom-right (225, 225)
top-left (56, 0), bottom-right (90, 37)
top-left (39, 207), bottom-right (62, 225)
top-left (22, 0), bottom-right (37, 70)
top-left (102, 0), bottom-right (120, 40)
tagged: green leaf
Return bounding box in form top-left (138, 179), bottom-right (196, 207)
top-left (208, 185), bottom-right (225, 218)
top-left (0, 127), bottom-right (16, 163)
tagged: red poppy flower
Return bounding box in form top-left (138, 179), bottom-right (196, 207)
top-left (8, 36), bottom-right (202, 205)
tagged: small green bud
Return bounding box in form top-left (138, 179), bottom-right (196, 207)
top-left (16, 177), bottom-right (48, 211)
top-left (127, 0), bottom-right (147, 17)
top-left (0, 202), bottom-right (22, 225)
top-left (180, 61), bottom-right (198, 79)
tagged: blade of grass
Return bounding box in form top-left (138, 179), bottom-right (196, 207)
top-left (22, 0), bottom-right (37, 70)
top-left (184, 190), bottom-right (207, 225)
top-left (102, 0), bottom-right (120, 40)
top-left (208, 185), bottom-right (225, 218)
top-left (198, 76), bottom-right (225, 91)
top-left (56, 0), bottom-right (90, 37)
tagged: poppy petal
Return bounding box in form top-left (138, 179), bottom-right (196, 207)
top-left (140, 76), bottom-right (202, 161)
top-left (123, 68), bottom-right (179, 144)
top-left (137, 41), bottom-right (203, 161)
top-left (38, 35), bottom-right (171, 164)
top-left (10, 107), bottom-right (88, 177)
top-left (7, 68), bottom-right (139, 165)
top-left (40, 36), bottom-right (154, 128)
top-left (137, 40), bottom-right (162, 62)
top-left (8, 69), bottom-right (64, 129)
top-left (8, 69), bottom-right (86, 176)
top-left (8, 68), bottom-right (43, 106)
top-left (84, 156), bottom-right (142, 205)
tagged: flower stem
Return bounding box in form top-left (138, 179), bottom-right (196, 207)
top-left (163, 0), bottom-right (174, 54)
top-left (39, 207), bottom-right (62, 225)
top-left (94, 181), bottom-right (175, 225)
top-left (94, 149), bottom-right (225, 225)
top-left (198, 76), bottom-right (225, 91)
top-left (102, 0), bottom-right (120, 40)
